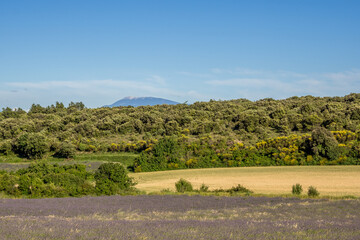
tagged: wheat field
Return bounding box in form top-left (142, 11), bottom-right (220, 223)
top-left (130, 166), bottom-right (360, 196)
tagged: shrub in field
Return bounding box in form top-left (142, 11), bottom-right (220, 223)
top-left (292, 183), bottom-right (303, 195)
top-left (199, 183), bottom-right (209, 192)
top-left (304, 127), bottom-right (341, 161)
top-left (43, 173), bottom-right (90, 196)
top-left (0, 140), bottom-right (12, 156)
top-left (175, 178), bottom-right (193, 193)
top-left (308, 186), bottom-right (320, 197)
top-left (94, 178), bottom-right (121, 195)
top-left (0, 162), bottom-right (140, 198)
top-left (0, 173), bottom-right (20, 196)
top-left (0, 163), bottom-right (95, 198)
top-left (54, 142), bottom-right (76, 159)
top-left (95, 163), bottom-right (135, 195)
top-left (15, 132), bottom-right (49, 159)
top-left (227, 184), bottom-right (253, 195)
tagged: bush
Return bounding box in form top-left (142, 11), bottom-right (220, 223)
top-left (55, 142), bottom-right (76, 159)
top-left (292, 183), bottom-right (303, 195)
top-left (175, 178), bottom-right (193, 193)
top-left (308, 186), bottom-right (320, 197)
top-left (0, 173), bottom-right (20, 196)
top-left (305, 127), bottom-right (340, 161)
top-left (43, 173), bottom-right (87, 196)
top-left (227, 184), bottom-right (253, 195)
top-left (94, 178), bottom-right (121, 195)
top-left (95, 163), bottom-right (135, 195)
top-left (0, 140), bottom-right (13, 155)
top-left (199, 183), bottom-right (209, 192)
top-left (15, 132), bottom-right (49, 159)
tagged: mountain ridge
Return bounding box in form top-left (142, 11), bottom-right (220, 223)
top-left (105, 96), bottom-right (179, 107)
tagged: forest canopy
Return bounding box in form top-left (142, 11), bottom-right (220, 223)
top-left (1, 94), bottom-right (360, 171)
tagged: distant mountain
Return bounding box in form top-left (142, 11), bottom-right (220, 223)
top-left (105, 97), bottom-right (180, 107)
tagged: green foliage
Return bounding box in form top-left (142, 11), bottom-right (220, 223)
top-left (0, 140), bottom-right (12, 155)
top-left (133, 129), bottom-right (360, 172)
top-left (175, 178), bottom-right (193, 193)
top-left (0, 173), bottom-right (20, 196)
top-left (55, 142), bottom-right (76, 159)
top-left (199, 183), bottom-right (209, 192)
top-left (15, 132), bottom-right (49, 159)
top-left (227, 184), bottom-right (253, 195)
top-left (133, 137), bottom-right (185, 171)
top-left (0, 162), bottom-right (138, 198)
top-left (94, 163), bottom-right (135, 195)
top-left (43, 173), bottom-right (93, 196)
top-left (305, 127), bottom-right (340, 161)
top-left (308, 186), bottom-right (320, 197)
top-left (292, 183), bottom-right (303, 195)
top-left (0, 95), bottom-right (360, 169)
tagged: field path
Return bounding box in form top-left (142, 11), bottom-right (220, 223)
top-left (130, 166), bottom-right (360, 196)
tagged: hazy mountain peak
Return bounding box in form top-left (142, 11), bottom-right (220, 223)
top-left (105, 97), bottom-right (179, 107)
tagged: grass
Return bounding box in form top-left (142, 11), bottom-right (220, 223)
top-left (130, 165), bottom-right (360, 197)
top-left (0, 152), bottom-right (139, 172)
top-left (74, 152), bottom-right (138, 168)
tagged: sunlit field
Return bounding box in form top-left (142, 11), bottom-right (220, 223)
top-left (131, 166), bottom-right (360, 196)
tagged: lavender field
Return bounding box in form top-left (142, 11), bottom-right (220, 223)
top-left (0, 195), bottom-right (359, 239)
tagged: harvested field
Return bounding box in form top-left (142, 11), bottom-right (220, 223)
top-left (0, 195), bottom-right (359, 239)
top-left (131, 166), bottom-right (360, 196)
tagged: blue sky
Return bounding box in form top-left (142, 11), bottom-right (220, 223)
top-left (1, 0), bottom-right (359, 109)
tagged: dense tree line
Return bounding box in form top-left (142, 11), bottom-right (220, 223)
top-left (0, 94), bottom-right (360, 169)
top-left (133, 129), bottom-right (360, 171)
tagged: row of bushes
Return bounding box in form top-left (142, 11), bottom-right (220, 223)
top-left (0, 162), bottom-right (135, 198)
top-left (174, 179), bottom-right (253, 196)
top-left (0, 133), bottom-right (156, 159)
top-left (133, 128), bottom-right (360, 172)
top-left (174, 179), bottom-right (320, 197)
top-left (292, 183), bottom-right (320, 197)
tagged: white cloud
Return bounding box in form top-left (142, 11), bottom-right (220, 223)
top-left (3, 79), bottom-right (184, 108)
top-left (323, 69), bottom-right (360, 81)
top-left (2, 68), bottom-right (359, 109)
top-left (204, 68), bottom-right (360, 100)
top-left (207, 78), bottom-right (273, 87)
top-left (146, 75), bottom-right (166, 85)
top-left (177, 71), bottom-right (212, 78)
top-left (6, 79), bottom-right (178, 94)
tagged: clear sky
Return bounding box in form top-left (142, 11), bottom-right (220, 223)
top-left (1, 0), bottom-right (359, 109)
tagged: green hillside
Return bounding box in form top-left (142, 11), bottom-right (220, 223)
top-left (1, 94), bottom-right (360, 171)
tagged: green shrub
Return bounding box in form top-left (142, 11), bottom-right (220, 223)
top-left (15, 132), bottom-right (49, 159)
top-left (292, 183), bottom-right (303, 195)
top-left (308, 186), bottom-right (320, 197)
top-left (43, 173), bottom-right (86, 196)
top-left (0, 140), bottom-right (13, 155)
top-left (95, 163), bottom-right (135, 195)
top-left (0, 173), bottom-right (20, 196)
top-left (305, 127), bottom-right (340, 161)
top-left (199, 183), bottom-right (209, 192)
top-left (55, 142), bottom-right (76, 159)
top-left (94, 178), bottom-right (120, 195)
top-left (227, 184), bottom-right (253, 195)
top-left (175, 178), bottom-right (193, 193)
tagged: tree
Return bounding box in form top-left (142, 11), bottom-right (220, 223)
top-left (16, 132), bottom-right (49, 159)
top-left (304, 127), bottom-right (340, 161)
top-left (94, 163), bottom-right (135, 194)
top-left (54, 142), bottom-right (76, 159)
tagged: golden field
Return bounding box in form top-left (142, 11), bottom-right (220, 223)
top-left (130, 166), bottom-right (360, 196)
